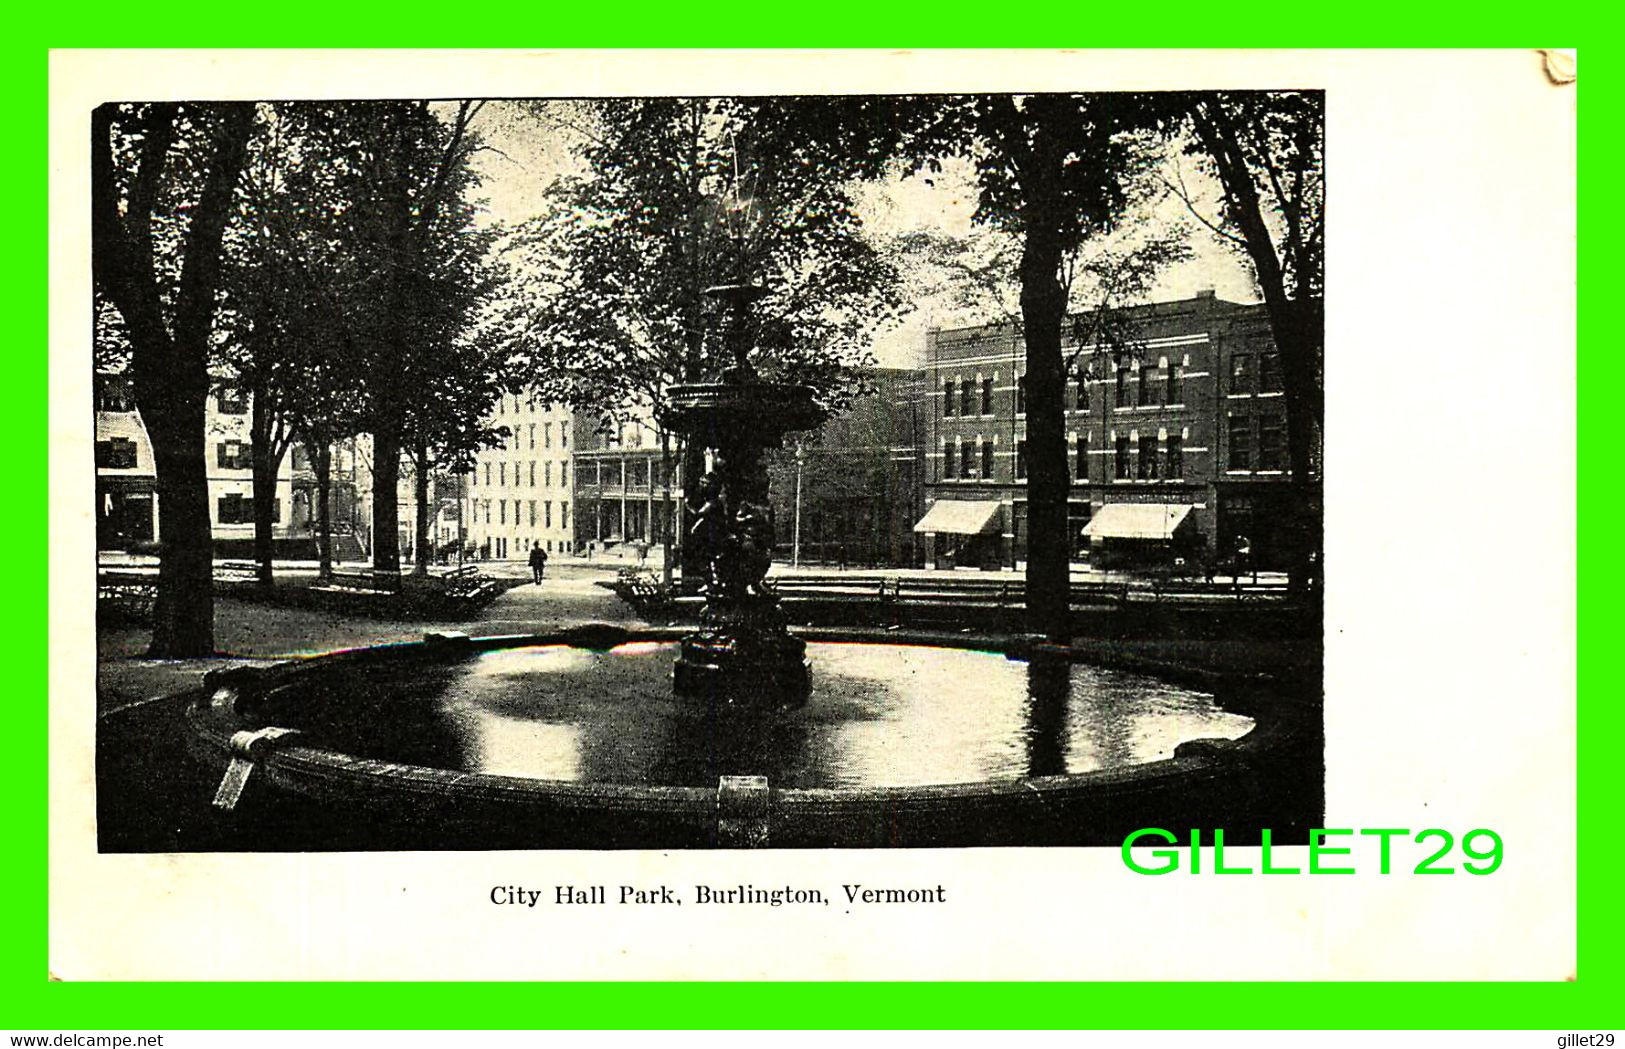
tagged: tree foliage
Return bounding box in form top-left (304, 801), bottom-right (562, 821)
top-left (499, 97), bottom-right (911, 424)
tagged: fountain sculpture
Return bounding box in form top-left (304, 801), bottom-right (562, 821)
top-left (666, 283), bottom-right (824, 705)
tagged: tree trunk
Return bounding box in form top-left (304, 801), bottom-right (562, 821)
top-left (314, 441), bottom-right (333, 581)
top-left (249, 382), bottom-right (277, 588)
top-left (413, 438), bottom-right (431, 576)
top-left (144, 404), bottom-right (216, 657)
top-left (372, 421), bottom-right (401, 576)
top-left (1019, 222), bottom-right (1072, 642)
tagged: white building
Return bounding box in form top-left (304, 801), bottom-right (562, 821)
top-left (96, 374), bottom-right (301, 552)
top-left (461, 391), bottom-right (575, 561)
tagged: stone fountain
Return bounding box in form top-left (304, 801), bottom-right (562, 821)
top-left (160, 288), bottom-right (1313, 851)
top-left (665, 283), bottom-right (824, 705)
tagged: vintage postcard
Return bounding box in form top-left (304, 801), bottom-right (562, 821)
top-left (49, 48), bottom-right (1575, 980)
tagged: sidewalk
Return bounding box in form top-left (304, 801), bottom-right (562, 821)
top-left (98, 549), bottom-right (1288, 589)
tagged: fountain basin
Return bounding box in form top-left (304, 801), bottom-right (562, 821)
top-left (183, 625), bottom-right (1317, 849)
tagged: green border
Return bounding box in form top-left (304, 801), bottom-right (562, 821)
top-left (25, 24), bottom-right (1600, 1030)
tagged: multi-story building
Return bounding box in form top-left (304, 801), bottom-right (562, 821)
top-left (765, 367), bottom-right (929, 568)
top-left (460, 391), bottom-right (576, 561)
top-left (570, 404), bottom-right (682, 556)
top-left (96, 373), bottom-right (319, 556)
top-left (917, 290), bottom-right (1304, 570)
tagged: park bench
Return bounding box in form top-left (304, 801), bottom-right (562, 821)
top-left (613, 568), bottom-right (674, 613)
top-left (438, 565), bottom-right (503, 603)
top-left (213, 559), bottom-right (258, 581)
top-left (97, 580), bottom-right (157, 621)
top-left (324, 570), bottom-right (402, 593)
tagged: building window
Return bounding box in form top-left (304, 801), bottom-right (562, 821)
top-left (529, 424), bottom-right (536, 450)
top-left (95, 437), bottom-right (137, 469)
top-left (1115, 436), bottom-right (1131, 479)
top-left (529, 461), bottom-right (536, 487)
top-left (1228, 415), bottom-right (1254, 470)
top-left (216, 386), bottom-right (247, 415)
top-left (545, 461), bottom-right (553, 487)
top-left (1076, 376), bottom-right (1088, 412)
top-left (943, 380), bottom-right (955, 418)
top-left (1259, 416), bottom-right (1286, 470)
top-left (483, 500), bottom-right (491, 524)
top-left (942, 439), bottom-right (955, 480)
top-left (959, 381), bottom-right (973, 417)
top-left (560, 426), bottom-right (568, 449)
top-left (1139, 434), bottom-right (1159, 480)
top-left (1075, 435), bottom-right (1087, 482)
top-left (1016, 438), bottom-right (1028, 480)
top-left (545, 423), bottom-right (553, 449)
top-left (1115, 358), bottom-right (1132, 407)
top-left (499, 500), bottom-right (507, 525)
top-left (561, 501), bottom-right (568, 525)
top-left (95, 375), bottom-right (134, 413)
top-left (483, 463), bottom-right (491, 486)
top-left (981, 377), bottom-right (994, 415)
top-left (1165, 433), bottom-right (1183, 479)
top-left (561, 461), bottom-right (569, 488)
top-left (1260, 351), bottom-right (1284, 392)
top-left (217, 440), bottom-right (249, 470)
top-left (500, 462), bottom-right (507, 487)
top-left (1139, 364), bottom-right (1155, 406)
top-left (1016, 376), bottom-right (1027, 415)
top-left (545, 501), bottom-right (553, 528)
top-left (1166, 363), bottom-right (1182, 404)
top-left (960, 438), bottom-right (975, 479)
top-left (291, 444), bottom-right (310, 471)
top-left (981, 440), bottom-right (994, 479)
top-left (1230, 353), bottom-right (1253, 394)
top-left (529, 500), bottom-right (536, 527)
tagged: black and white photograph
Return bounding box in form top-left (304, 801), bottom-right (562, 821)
top-left (53, 49), bottom-right (1572, 982)
top-left (89, 84), bottom-right (1324, 852)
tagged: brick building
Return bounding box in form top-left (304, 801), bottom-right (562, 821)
top-left (917, 290), bottom-right (1307, 570)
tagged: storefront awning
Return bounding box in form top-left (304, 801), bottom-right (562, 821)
top-left (1081, 503), bottom-right (1194, 541)
top-left (912, 499), bottom-right (1002, 536)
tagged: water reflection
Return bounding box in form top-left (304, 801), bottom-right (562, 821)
top-left (1024, 658), bottom-right (1070, 778)
top-left (271, 642), bottom-right (1255, 789)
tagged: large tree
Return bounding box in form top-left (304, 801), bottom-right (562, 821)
top-left (92, 102), bottom-right (255, 656)
top-left (501, 97), bottom-right (909, 585)
top-left (1177, 90), bottom-right (1324, 586)
top-left (909, 95), bottom-right (1164, 640)
top-left (285, 101), bottom-right (497, 577)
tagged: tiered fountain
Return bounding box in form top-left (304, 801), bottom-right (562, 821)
top-left (667, 283), bottom-right (823, 705)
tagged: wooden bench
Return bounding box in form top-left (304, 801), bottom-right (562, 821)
top-left (213, 560), bottom-right (258, 581)
top-left (98, 581), bottom-right (157, 619)
top-left (325, 570), bottom-right (402, 593)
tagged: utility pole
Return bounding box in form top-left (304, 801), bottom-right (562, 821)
top-left (793, 440), bottom-right (805, 568)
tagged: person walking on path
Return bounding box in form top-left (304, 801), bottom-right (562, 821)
top-left (529, 542), bottom-right (548, 584)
